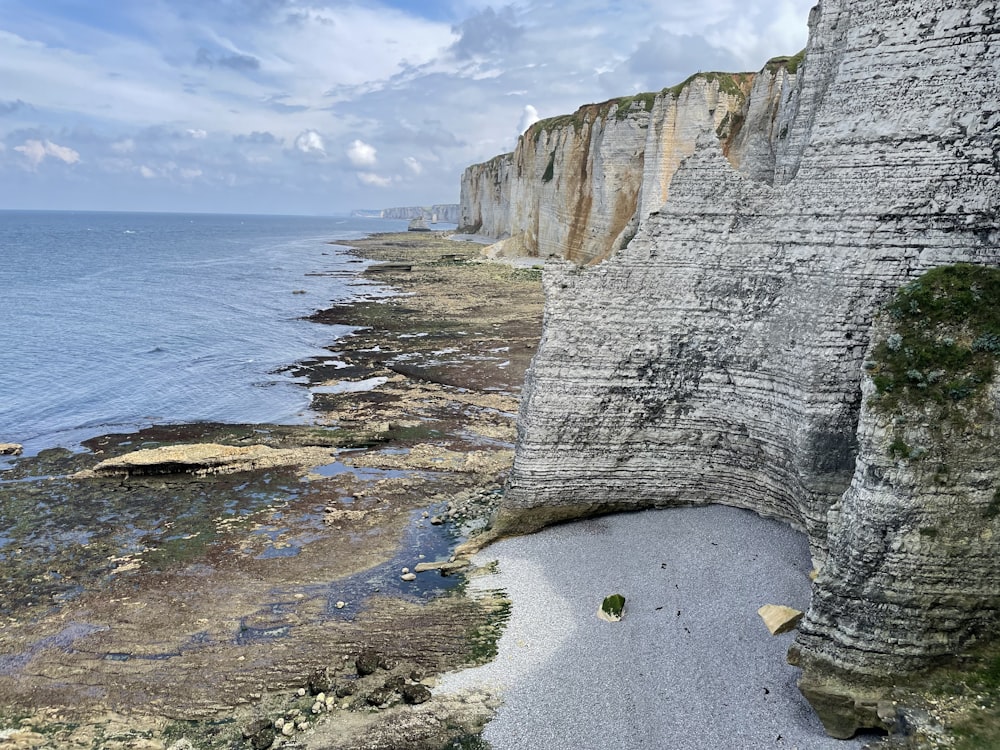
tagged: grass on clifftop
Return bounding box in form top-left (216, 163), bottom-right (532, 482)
top-left (868, 264), bottom-right (1000, 416)
top-left (765, 48), bottom-right (807, 75)
top-left (528, 72), bottom-right (752, 140)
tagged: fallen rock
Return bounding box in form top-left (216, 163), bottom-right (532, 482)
top-left (598, 593), bottom-right (626, 622)
top-left (401, 682), bottom-right (432, 705)
top-left (414, 559), bottom-right (470, 576)
top-left (356, 647), bottom-right (381, 676)
top-left (0, 443), bottom-right (23, 456)
top-left (401, 572), bottom-right (417, 582)
top-left (758, 604), bottom-right (804, 635)
top-left (307, 668), bottom-right (333, 695)
top-left (241, 719), bottom-right (275, 750)
top-left (79, 443), bottom-right (333, 477)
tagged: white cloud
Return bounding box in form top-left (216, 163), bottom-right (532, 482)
top-left (186, 129), bottom-right (208, 139)
top-left (139, 165), bottom-right (157, 178)
top-left (404, 156), bottom-right (422, 175)
top-left (294, 130), bottom-right (326, 155)
top-left (357, 172), bottom-right (393, 188)
top-left (517, 105), bottom-right (541, 135)
top-left (111, 138), bottom-right (135, 154)
top-left (14, 139), bottom-right (80, 167)
top-left (347, 139), bottom-right (378, 167)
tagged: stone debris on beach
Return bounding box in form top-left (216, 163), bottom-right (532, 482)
top-left (598, 593), bottom-right (626, 622)
top-left (757, 604), bottom-right (804, 635)
top-left (344, 443), bottom-right (514, 475)
top-left (0, 443), bottom-right (23, 456)
top-left (78, 442), bottom-right (335, 477)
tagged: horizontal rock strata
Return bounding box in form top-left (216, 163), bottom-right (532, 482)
top-left (496, 0), bottom-right (1000, 734)
top-left (460, 65), bottom-right (798, 264)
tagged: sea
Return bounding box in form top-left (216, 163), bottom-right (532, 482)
top-left (0, 210), bottom-right (410, 456)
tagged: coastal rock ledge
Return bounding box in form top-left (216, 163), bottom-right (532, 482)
top-left (489, 0), bottom-right (1000, 737)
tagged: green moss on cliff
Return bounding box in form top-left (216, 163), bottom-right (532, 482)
top-left (664, 71), bottom-right (752, 101)
top-left (765, 48), bottom-right (807, 75)
top-left (868, 264), bottom-right (1000, 415)
top-left (527, 71), bottom-right (753, 141)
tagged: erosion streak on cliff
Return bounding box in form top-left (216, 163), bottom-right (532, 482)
top-left (460, 72), bottom-right (777, 264)
top-left (499, 0), bottom-right (1000, 736)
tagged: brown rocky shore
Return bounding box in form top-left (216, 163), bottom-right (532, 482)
top-left (0, 231), bottom-right (543, 749)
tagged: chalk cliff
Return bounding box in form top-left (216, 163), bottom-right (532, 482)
top-left (490, 0), bottom-right (1000, 736)
top-left (354, 205), bottom-right (460, 223)
top-left (459, 65), bottom-right (799, 264)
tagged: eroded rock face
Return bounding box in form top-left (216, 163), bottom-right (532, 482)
top-left (459, 69), bottom-right (794, 264)
top-left (497, 0), bottom-right (1000, 733)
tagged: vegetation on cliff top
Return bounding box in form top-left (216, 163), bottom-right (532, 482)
top-left (765, 48), bottom-right (807, 75)
top-left (527, 71), bottom-right (753, 140)
top-left (868, 264), bottom-right (1000, 416)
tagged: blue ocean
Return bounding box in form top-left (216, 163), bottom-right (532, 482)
top-left (0, 210), bottom-right (407, 455)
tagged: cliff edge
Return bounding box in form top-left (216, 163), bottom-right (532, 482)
top-left (494, 0), bottom-right (1000, 736)
top-left (459, 63), bottom-right (799, 264)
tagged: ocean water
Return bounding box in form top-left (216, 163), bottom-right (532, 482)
top-left (0, 210), bottom-right (407, 455)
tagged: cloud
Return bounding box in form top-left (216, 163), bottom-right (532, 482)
top-left (234, 131), bottom-right (279, 144)
top-left (186, 128), bottom-right (208, 139)
top-left (450, 6), bottom-right (523, 60)
top-left (111, 138), bottom-right (135, 153)
top-left (347, 139), bottom-right (377, 167)
top-left (357, 172), bottom-right (392, 188)
top-left (293, 130), bottom-right (326, 156)
top-left (195, 48), bottom-right (261, 71)
top-left (0, 99), bottom-right (30, 116)
top-left (14, 139), bottom-right (80, 167)
top-left (139, 165), bottom-right (157, 178)
top-left (404, 156), bottom-right (422, 175)
top-left (517, 104), bottom-right (540, 135)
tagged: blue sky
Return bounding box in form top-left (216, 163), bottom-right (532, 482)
top-left (0, 0), bottom-right (814, 215)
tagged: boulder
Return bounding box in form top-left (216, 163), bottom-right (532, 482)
top-left (0, 443), bottom-right (23, 456)
top-left (598, 593), bottom-right (626, 622)
top-left (757, 605), bottom-right (804, 635)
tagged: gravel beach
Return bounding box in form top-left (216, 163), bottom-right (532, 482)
top-left (440, 505), bottom-right (870, 750)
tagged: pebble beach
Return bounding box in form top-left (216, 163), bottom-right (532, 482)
top-left (441, 505), bottom-right (870, 750)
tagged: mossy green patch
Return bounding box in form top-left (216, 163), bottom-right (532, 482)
top-left (765, 48), bottom-right (807, 75)
top-left (869, 264), bottom-right (1000, 418)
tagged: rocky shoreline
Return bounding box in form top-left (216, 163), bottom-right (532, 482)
top-left (0, 231), bottom-right (543, 749)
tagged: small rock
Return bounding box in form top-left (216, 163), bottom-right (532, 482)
top-left (430, 516), bottom-right (444, 525)
top-left (336, 600), bottom-right (346, 609)
top-left (401, 572), bottom-right (417, 581)
top-left (281, 722), bottom-right (296, 737)
top-left (307, 668), bottom-right (332, 695)
top-left (274, 718), bottom-right (285, 729)
top-left (297, 687), bottom-right (307, 697)
top-left (0, 443), bottom-right (23, 456)
top-left (356, 647), bottom-right (381, 676)
top-left (242, 719), bottom-right (275, 750)
top-left (598, 593), bottom-right (626, 622)
top-left (401, 683), bottom-right (432, 705)
top-left (401, 567), bottom-right (410, 574)
top-left (296, 721), bottom-right (309, 731)
top-left (757, 604), bottom-right (804, 635)
top-left (336, 682), bottom-right (357, 698)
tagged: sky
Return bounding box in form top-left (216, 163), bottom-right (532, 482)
top-left (0, 0), bottom-right (815, 215)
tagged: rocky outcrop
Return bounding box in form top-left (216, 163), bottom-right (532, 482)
top-left (494, 0), bottom-right (1000, 736)
top-left (79, 443), bottom-right (335, 477)
top-left (792, 265), bottom-right (1000, 737)
top-left (459, 65), bottom-right (800, 264)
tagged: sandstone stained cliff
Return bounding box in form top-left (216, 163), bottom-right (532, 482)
top-left (491, 0), bottom-right (1000, 737)
top-left (459, 66), bottom-right (797, 264)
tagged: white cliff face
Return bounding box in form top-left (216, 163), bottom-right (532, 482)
top-left (459, 72), bottom-right (782, 264)
top-left (498, 0), bottom-right (1000, 733)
